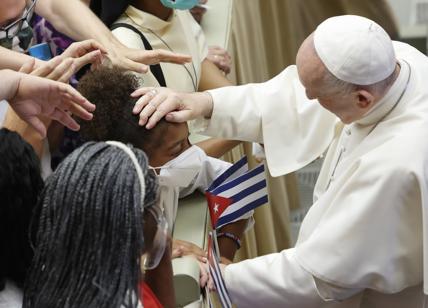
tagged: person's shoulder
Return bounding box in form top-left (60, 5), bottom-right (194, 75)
top-left (363, 124), bottom-right (428, 177)
top-left (111, 15), bottom-right (148, 50)
top-left (393, 40), bottom-right (428, 63)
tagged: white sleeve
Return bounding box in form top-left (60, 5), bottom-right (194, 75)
top-left (224, 248), bottom-right (360, 308)
top-left (194, 66), bottom-right (338, 177)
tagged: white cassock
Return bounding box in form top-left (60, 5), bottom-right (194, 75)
top-left (193, 41), bottom-right (428, 307)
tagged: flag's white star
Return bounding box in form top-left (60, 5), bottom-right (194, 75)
top-left (214, 203), bottom-right (219, 213)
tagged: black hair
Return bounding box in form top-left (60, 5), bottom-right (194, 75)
top-left (77, 66), bottom-right (168, 154)
top-left (89, 0), bottom-right (131, 27)
top-left (0, 128), bottom-right (43, 290)
top-left (23, 141), bottom-right (158, 308)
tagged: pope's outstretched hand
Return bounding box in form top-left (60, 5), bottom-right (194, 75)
top-left (131, 87), bottom-right (214, 129)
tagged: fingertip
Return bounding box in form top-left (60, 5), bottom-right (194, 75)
top-left (140, 65), bottom-right (148, 73)
top-left (139, 118), bottom-right (146, 126)
top-left (86, 102), bottom-right (96, 112)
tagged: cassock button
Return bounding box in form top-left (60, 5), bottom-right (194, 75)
top-left (345, 128), bottom-right (351, 136)
top-left (341, 146), bottom-right (346, 153)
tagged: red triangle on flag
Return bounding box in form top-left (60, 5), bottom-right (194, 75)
top-left (205, 192), bottom-right (233, 229)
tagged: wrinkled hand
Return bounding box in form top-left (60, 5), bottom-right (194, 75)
top-left (106, 42), bottom-right (191, 73)
top-left (8, 70), bottom-right (95, 137)
top-left (172, 239), bottom-right (207, 262)
top-left (207, 46), bottom-right (232, 74)
top-left (190, 0), bottom-right (208, 23)
top-left (131, 87), bottom-right (213, 129)
top-left (204, 262), bottom-right (228, 291)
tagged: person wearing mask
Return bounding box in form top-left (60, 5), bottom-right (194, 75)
top-left (23, 141), bottom-right (174, 308)
top-left (132, 15), bottom-right (428, 307)
top-left (77, 66), bottom-right (250, 263)
top-left (0, 0), bottom-right (190, 73)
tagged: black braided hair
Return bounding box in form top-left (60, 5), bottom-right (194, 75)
top-left (23, 141), bottom-right (158, 308)
top-left (0, 128), bottom-right (43, 290)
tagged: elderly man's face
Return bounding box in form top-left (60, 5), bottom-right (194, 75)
top-left (296, 36), bottom-right (366, 124)
top-left (0, 0), bottom-right (26, 27)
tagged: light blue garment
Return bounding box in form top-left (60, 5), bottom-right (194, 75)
top-left (160, 0), bottom-right (199, 10)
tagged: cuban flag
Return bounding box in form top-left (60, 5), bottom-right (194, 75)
top-left (207, 231), bottom-right (232, 308)
top-left (205, 156), bottom-right (268, 229)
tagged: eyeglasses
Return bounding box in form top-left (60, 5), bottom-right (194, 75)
top-left (0, 0), bottom-right (38, 39)
top-left (141, 205), bottom-right (168, 270)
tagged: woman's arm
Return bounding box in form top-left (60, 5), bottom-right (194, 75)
top-left (196, 59), bottom-right (241, 156)
top-left (34, 0), bottom-right (191, 73)
top-left (144, 240), bottom-right (176, 308)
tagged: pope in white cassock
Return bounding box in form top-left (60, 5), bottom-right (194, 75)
top-left (132, 15), bottom-right (428, 307)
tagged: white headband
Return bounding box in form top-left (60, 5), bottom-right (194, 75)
top-left (106, 141), bottom-right (146, 206)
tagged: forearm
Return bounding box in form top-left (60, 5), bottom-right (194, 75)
top-left (224, 249), bottom-right (327, 307)
top-left (0, 47), bottom-right (44, 71)
top-left (198, 59), bottom-right (233, 91)
top-left (36, 0), bottom-right (120, 48)
top-left (0, 69), bottom-right (21, 100)
top-left (196, 138), bottom-right (240, 158)
top-left (218, 219), bottom-right (247, 262)
top-left (144, 245), bottom-right (176, 308)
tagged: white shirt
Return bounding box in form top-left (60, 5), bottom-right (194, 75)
top-left (194, 41), bottom-right (428, 307)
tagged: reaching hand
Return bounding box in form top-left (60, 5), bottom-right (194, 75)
top-left (172, 239), bottom-right (207, 262)
top-left (27, 40), bottom-right (106, 83)
top-left (7, 70), bottom-right (95, 137)
top-left (207, 46), bottom-right (232, 75)
top-left (131, 87), bottom-right (214, 129)
top-left (106, 43), bottom-right (192, 73)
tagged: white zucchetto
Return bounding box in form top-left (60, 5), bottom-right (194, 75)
top-left (314, 15), bottom-right (396, 85)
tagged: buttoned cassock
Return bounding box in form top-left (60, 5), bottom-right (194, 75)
top-left (193, 41), bottom-right (428, 307)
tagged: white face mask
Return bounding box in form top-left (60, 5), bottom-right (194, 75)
top-left (152, 145), bottom-right (231, 232)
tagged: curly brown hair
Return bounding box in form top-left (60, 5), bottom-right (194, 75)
top-left (77, 66), bottom-right (167, 153)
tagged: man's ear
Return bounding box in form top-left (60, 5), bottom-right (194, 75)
top-left (355, 89), bottom-right (374, 110)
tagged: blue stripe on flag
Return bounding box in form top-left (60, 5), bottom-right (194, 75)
top-left (216, 195), bottom-right (268, 228)
top-left (229, 179), bottom-right (267, 203)
top-left (209, 263), bottom-right (232, 307)
top-left (212, 163), bottom-right (265, 195)
top-left (208, 156), bottom-right (248, 191)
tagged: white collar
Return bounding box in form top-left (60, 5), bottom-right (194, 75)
top-left (355, 59), bottom-right (410, 127)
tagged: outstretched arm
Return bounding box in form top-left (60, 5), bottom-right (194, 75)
top-left (35, 0), bottom-right (191, 73)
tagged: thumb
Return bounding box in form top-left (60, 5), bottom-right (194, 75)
top-left (165, 110), bottom-right (193, 123)
top-left (19, 58), bottom-right (36, 74)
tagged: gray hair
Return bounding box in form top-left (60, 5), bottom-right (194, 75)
top-left (320, 65), bottom-right (397, 98)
